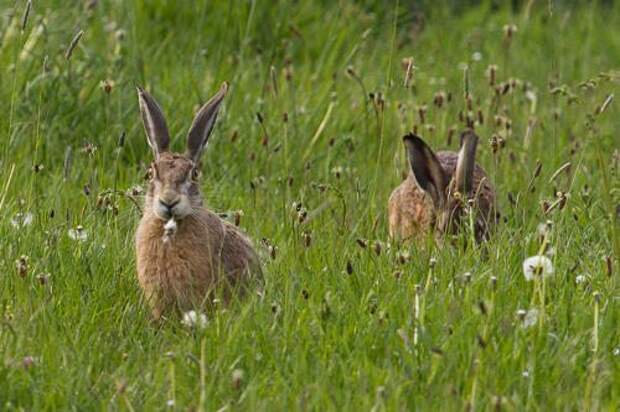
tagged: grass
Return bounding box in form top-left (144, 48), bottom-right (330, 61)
top-left (1, 0), bottom-right (619, 410)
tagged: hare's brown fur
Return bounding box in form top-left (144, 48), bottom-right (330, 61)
top-left (136, 206), bottom-right (260, 319)
top-left (389, 136), bottom-right (497, 242)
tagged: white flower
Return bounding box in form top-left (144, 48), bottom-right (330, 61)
top-left (181, 310), bottom-right (208, 330)
top-left (68, 225), bottom-right (88, 242)
top-left (537, 220), bottom-right (552, 238)
top-left (166, 400), bottom-right (175, 407)
top-left (613, 347), bottom-right (620, 356)
top-left (162, 219), bottom-right (177, 243)
top-left (523, 256), bottom-right (553, 281)
top-left (472, 51), bottom-right (482, 62)
top-left (523, 309), bottom-right (539, 328)
top-left (526, 90), bottom-right (538, 114)
top-left (575, 275), bottom-right (587, 285)
top-left (522, 370), bottom-right (530, 378)
top-left (11, 212), bottom-right (33, 228)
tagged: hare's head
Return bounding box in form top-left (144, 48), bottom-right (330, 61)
top-left (137, 83), bottom-right (228, 221)
top-left (403, 130), bottom-right (487, 239)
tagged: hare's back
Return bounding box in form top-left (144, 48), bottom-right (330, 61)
top-left (388, 175), bottom-right (435, 240)
top-left (197, 209), bottom-right (261, 281)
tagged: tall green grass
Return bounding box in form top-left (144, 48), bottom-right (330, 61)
top-left (0, 0), bottom-right (618, 410)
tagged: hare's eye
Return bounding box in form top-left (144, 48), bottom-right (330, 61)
top-left (191, 168), bottom-right (201, 181)
top-left (144, 167), bottom-right (155, 181)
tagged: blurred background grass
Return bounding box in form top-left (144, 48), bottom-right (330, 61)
top-left (0, 0), bottom-right (619, 410)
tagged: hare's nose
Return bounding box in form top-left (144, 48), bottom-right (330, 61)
top-left (159, 198), bottom-right (180, 211)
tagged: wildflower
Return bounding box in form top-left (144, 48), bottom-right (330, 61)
top-left (537, 220), bottom-right (553, 238)
top-left (100, 79), bottom-right (115, 94)
top-left (22, 356), bottom-right (36, 369)
top-left (80, 142), bottom-right (98, 156)
top-left (575, 274), bottom-right (587, 285)
top-left (522, 369), bottom-right (530, 378)
top-left (522, 308), bottom-right (539, 328)
top-left (523, 255), bottom-right (553, 281)
top-left (613, 347), bottom-right (620, 356)
top-left (525, 90), bottom-right (537, 114)
top-left (65, 29), bottom-right (84, 61)
top-left (19, 22), bottom-right (44, 61)
top-left (68, 225), bottom-right (88, 242)
top-left (129, 185), bottom-right (144, 196)
top-left (11, 212), bottom-right (33, 228)
top-left (472, 51), bottom-right (482, 62)
top-left (231, 369), bottom-right (244, 390)
top-left (166, 400), bottom-right (175, 407)
top-left (15, 256), bottom-right (28, 278)
top-left (503, 24), bottom-right (518, 39)
top-left (181, 310), bottom-right (208, 330)
top-left (36, 273), bottom-right (50, 285)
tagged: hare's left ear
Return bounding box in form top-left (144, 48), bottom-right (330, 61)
top-left (455, 130), bottom-right (479, 194)
top-left (186, 82), bottom-right (228, 162)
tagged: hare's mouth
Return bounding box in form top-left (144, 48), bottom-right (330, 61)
top-left (153, 198), bottom-right (192, 221)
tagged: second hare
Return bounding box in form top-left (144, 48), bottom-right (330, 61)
top-left (135, 82), bottom-right (261, 320)
top-left (388, 130), bottom-right (497, 242)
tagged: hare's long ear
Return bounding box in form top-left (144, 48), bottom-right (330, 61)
top-left (137, 86), bottom-right (170, 159)
top-left (403, 133), bottom-right (449, 208)
top-left (186, 82), bottom-right (228, 162)
top-left (455, 130), bottom-right (478, 195)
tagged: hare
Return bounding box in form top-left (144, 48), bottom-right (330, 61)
top-left (388, 130), bottom-right (497, 243)
top-left (135, 82), bottom-right (261, 320)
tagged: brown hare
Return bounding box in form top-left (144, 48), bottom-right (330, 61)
top-left (388, 130), bottom-right (497, 243)
top-left (135, 82), bottom-right (261, 320)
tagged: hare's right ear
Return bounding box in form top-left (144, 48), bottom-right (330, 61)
top-left (403, 133), bottom-right (449, 208)
top-left (137, 86), bottom-right (170, 159)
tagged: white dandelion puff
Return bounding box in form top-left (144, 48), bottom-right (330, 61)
top-left (162, 219), bottom-right (177, 243)
top-left (181, 310), bottom-right (208, 330)
top-left (523, 255), bottom-right (553, 281)
top-left (68, 225), bottom-right (88, 242)
top-left (11, 212), bottom-right (33, 228)
top-left (536, 220), bottom-right (552, 238)
top-left (522, 309), bottom-right (539, 328)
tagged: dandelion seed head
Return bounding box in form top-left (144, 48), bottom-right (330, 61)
top-left (537, 220), bottom-right (553, 238)
top-left (11, 212), bottom-right (33, 228)
top-left (181, 310), bottom-right (208, 330)
top-left (68, 225), bottom-right (88, 242)
top-left (522, 308), bottom-right (539, 328)
top-left (523, 255), bottom-right (553, 281)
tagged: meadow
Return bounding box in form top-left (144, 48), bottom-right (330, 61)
top-left (0, 0), bottom-right (619, 410)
